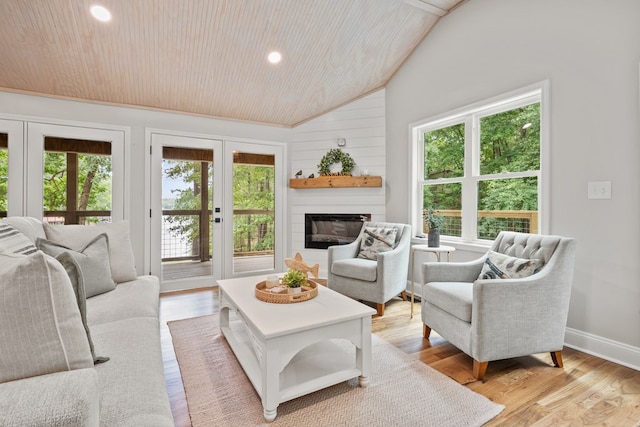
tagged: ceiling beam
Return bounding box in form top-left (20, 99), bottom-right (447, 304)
top-left (401, 0), bottom-right (448, 16)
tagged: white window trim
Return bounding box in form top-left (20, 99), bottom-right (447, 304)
top-left (408, 81), bottom-right (550, 247)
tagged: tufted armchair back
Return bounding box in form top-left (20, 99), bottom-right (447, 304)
top-left (491, 231), bottom-right (561, 269)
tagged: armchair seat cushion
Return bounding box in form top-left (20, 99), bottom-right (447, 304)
top-left (423, 281), bottom-right (473, 323)
top-left (331, 258), bottom-right (377, 282)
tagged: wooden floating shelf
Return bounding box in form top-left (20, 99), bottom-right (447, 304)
top-left (289, 175), bottom-right (382, 189)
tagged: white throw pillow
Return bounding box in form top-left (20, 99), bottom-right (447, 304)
top-left (0, 222), bottom-right (38, 255)
top-left (0, 252), bottom-right (94, 384)
top-left (2, 216), bottom-right (46, 243)
top-left (477, 250), bottom-right (542, 280)
top-left (44, 221), bottom-right (137, 283)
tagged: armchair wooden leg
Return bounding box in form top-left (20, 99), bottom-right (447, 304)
top-left (550, 351), bottom-right (564, 368)
top-left (400, 291), bottom-right (407, 301)
top-left (473, 360), bottom-right (489, 381)
top-left (376, 303), bottom-right (384, 316)
top-left (423, 324), bottom-right (431, 338)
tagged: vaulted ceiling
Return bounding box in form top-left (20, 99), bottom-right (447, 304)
top-left (0, 0), bottom-right (465, 127)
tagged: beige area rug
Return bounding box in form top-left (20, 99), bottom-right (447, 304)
top-left (168, 314), bottom-right (504, 427)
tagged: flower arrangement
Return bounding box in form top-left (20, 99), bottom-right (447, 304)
top-left (317, 149), bottom-right (355, 176)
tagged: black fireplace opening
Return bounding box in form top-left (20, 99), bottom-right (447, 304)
top-left (305, 213), bottom-right (371, 249)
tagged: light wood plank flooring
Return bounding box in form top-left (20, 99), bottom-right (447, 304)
top-left (160, 289), bottom-right (640, 426)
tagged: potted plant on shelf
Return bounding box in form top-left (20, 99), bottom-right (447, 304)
top-left (424, 208), bottom-right (444, 248)
top-left (282, 269), bottom-right (307, 293)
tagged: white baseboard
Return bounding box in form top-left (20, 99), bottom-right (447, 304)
top-left (565, 327), bottom-right (640, 372)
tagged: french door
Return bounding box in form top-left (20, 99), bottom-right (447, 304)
top-left (150, 133), bottom-right (222, 291)
top-left (149, 133), bottom-right (285, 291)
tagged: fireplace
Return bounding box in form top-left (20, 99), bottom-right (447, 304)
top-left (305, 213), bottom-right (371, 249)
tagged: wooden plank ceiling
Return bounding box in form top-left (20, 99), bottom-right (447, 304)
top-left (0, 0), bottom-right (465, 127)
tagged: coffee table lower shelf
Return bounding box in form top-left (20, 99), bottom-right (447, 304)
top-left (221, 317), bottom-right (363, 404)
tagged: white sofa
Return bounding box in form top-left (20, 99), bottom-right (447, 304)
top-left (0, 217), bottom-right (173, 426)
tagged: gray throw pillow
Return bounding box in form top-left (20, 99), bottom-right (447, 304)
top-left (55, 252), bottom-right (109, 365)
top-left (37, 233), bottom-right (116, 298)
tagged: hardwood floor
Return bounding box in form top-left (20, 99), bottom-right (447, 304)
top-left (159, 288), bottom-right (640, 426)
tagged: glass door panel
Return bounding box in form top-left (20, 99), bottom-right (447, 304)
top-left (232, 151), bottom-right (275, 274)
top-left (224, 141), bottom-right (284, 278)
top-left (161, 147), bottom-right (213, 281)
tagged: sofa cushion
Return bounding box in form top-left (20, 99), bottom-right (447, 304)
top-left (0, 252), bottom-right (94, 383)
top-left (43, 220), bottom-right (137, 283)
top-left (331, 258), bottom-right (378, 282)
top-left (37, 234), bottom-right (116, 298)
top-left (86, 276), bottom-right (160, 326)
top-left (0, 222), bottom-right (38, 255)
top-left (2, 216), bottom-right (46, 243)
top-left (357, 226), bottom-right (397, 260)
top-left (478, 250), bottom-right (542, 281)
top-left (423, 281), bottom-right (473, 323)
top-left (91, 317), bottom-right (174, 426)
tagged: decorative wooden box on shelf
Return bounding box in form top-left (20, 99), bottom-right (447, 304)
top-left (289, 175), bottom-right (382, 189)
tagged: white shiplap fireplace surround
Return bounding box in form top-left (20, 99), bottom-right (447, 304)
top-left (289, 90), bottom-right (386, 277)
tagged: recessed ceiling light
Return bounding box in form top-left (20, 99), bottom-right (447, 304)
top-left (90, 5), bottom-right (112, 22)
top-left (268, 51), bottom-right (282, 64)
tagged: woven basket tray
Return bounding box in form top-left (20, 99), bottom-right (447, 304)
top-left (255, 280), bottom-right (318, 304)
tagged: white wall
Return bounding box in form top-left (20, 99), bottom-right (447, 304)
top-left (0, 91), bottom-right (290, 274)
top-left (289, 90), bottom-right (386, 276)
top-left (386, 0), bottom-right (640, 368)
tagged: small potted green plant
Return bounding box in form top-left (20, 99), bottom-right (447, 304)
top-left (424, 208), bottom-right (444, 248)
top-left (282, 269), bottom-right (307, 293)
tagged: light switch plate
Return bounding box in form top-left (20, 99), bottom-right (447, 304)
top-left (588, 181), bottom-right (612, 199)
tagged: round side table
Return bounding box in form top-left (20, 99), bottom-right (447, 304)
top-left (410, 244), bottom-right (456, 318)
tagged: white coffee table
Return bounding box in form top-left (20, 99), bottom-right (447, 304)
top-left (217, 275), bottom-right (376, 422)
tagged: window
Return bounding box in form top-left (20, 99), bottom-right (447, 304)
top-left (411, 83), bottom-right (547, 243)
top-left (26, 123), bottom-right (126, 222)
top-left (232, 152), bottom-right (275, 273)
top-left (43, 137), bottom-right (112, 224)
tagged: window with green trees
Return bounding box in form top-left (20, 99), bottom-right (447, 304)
top-left (232, 153), bottom-right (275, 257)
top-left (42, 137), bottom-right (112, 224)
top-left (415, 86), bottom-right (545, 242)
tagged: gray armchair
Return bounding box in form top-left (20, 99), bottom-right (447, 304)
top-left (328, 222), bottom-right (411, 316)
top-left (422, 231), bottom-right (577, 380)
